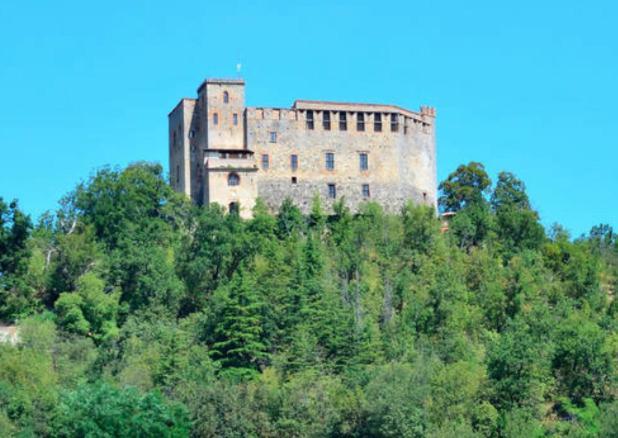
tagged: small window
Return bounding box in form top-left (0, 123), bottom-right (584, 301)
top-left (359, 153), bottom-right (369, 171)
top-left (229, 202), bottom-right (239, 215)
top-left (176, 165), bottom-right (180, 184)
top-left (374, 113), bottom-right (382, 132)
top-left (357, 113), bottom-right (365, 131)
top-left (328, 184), bottom-right (337, 199)
top-left (323, 112), bottom-right (331, 130)
top-left (269, 131), bottom-right (277, 143)
top-left (223, 91), bottom-right (229, 103)
top-left (325, 152), bottom-right (335, 170)
top-left (362, 184), bottom-right (370, 198)
top-left (390, 114), bottom-right (399, 132)
top-left (291, 154), bottom-right (298, 171)
top-left (423, 192), bottom-right (427, 201)
top-left (213, 113), bottom-right (219, 125)
top-left (233, 113), bottom-right (238, 126)
top-left (189, 129), bottom-right (195, 139)
top-left (291, 176), bottom-right (298, 184)
top-left (228, 173), bottom-right (240, 186)
top-left (172, 131), bottom-right (177, 146)
top-left (261, 154), bottom-right (269, 170)
top-left (306, 110), bottom-right (314, 130)
top-left (339, 112), bottom-right (347, 131)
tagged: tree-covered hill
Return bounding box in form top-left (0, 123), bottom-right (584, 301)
top-left (0, 161), bottom-right (616, 437)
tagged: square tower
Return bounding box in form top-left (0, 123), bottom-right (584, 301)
top-left (197, 79), bottom-right (257, 218)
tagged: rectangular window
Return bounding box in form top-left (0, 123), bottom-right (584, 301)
top-left (339, 112), bottom-right (347, 131)
top-left (306, 110), bottom-right (314, 130)
top-left (290, 154), bottom-right (298, 171)
top-left (374, 113), bottom-right (382, 132)
top-left (261, 154), bottom-right (269, 170)
top-left (357, 113), bottom-right (365, 131)
top-left (291, 176), bottom-right (298, 184)
top-left (362, 184), bottom-right (370, 198)
top-left (359, 152), bottom-right (369, 171)
top-left (233, 113), bottom-right (238, 126)
top-left (213, 113), bottom-right (219, 125)
top-left (328, 183), bottom-right (337, 199)
top-left (176, 165), bottom-right (180, 184)
top-left (269, 131), bottom-right (277, 143)
top-left (390, 114), bottom-right (399, 132)
top-left (325, 152), bottom-right (335, 170)
top-left (323, 112), bottom-right (331, 130)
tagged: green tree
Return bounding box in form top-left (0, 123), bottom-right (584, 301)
top-left (50, 382), bottom-right (189, 437)
top-left (210, 268), bottom-right (269, 380)
top-left (438, 162), bottom-right (491, 212)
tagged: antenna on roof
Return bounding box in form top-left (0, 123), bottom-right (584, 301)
top-left (236, 63), bottom-right (242, 78)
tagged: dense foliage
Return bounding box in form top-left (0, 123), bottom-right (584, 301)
top-left (0, 161), bottom-right (616, 437)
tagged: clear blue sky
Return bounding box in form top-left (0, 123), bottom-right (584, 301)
top-left (1, 0), bottom-right (616, 236)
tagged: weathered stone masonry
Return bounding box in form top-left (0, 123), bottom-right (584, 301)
top-left (168, 78), bottom-right (437, 218)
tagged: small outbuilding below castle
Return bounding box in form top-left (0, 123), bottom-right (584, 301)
top-left (169, 78), bottom-right (437, 218)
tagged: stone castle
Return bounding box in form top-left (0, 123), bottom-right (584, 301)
top-left (168, 78), bottom-right (437, 218)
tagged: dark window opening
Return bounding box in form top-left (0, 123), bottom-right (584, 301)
top-left (291, 176), bottom-right (298, 184)
top-left (362, 184), bottom-right (370, 198)
top-left (391, 114), bottom-right (399, 132)
top-left (189, 129), bottom-right (195, 139)
top-left (374, 113), bottom-right (382, 132)
top-left (269, 131), bottom-right (277, 143)
top-left (291, 154), bottom-right (298, 171)
top-left (306, 110), bottom-right (314, 130)
top-left (229, 202), bottom-right (239, 215)
top-left (357, 113), bottom-right (365, 131)
top-left (213, 113), bottom-right (219, 125)
top-left (360, 152), bottom-right (369, 171)
top-left (325, 152), bottom-right (335, 170)
top-left (223, 91), bottom-right (229, 103)
top-left (328, 184), bottom-right (337, 199)
top-left (176, 165), bottom-right (180, 184)
top-left (228, 173), bottom-right (240, 186)
top-left (261, 154), bottom-right (269, 170)
top-left (423, 192), bottom-right (427, 200)
top-left (323, 112), bottom-right (331, 130)
top-left (233, 113), bottom-right (238, 126)
top-left (172, 131), bottom-right (177, 146)
top-left (339, 112), bottom-right (347, 131)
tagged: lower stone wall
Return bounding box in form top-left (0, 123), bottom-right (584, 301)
top-left (257, 179), bottom-right (430, 214)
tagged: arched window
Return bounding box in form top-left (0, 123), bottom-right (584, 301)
top-left (228, 172), bottom-right (240, 186)
top-left (223, 91), bottom-right (229, 103)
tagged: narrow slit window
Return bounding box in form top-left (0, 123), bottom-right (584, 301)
top-left (269, 131), bottom-right (277, 143)
top-left (323, 112), bottom-right (331, 130)
top-left (374, 113), bottom-right (382, 132)
top-left (306, 110), bottom-right (314, 130)
top-left (339, 112), bottom-right (347, 131)
top-left (223, 91), bottom-right (229, 103)
top-left (359, 153), bottom-right (369, 171)
top-left (325, 152), bottom-right (335, 170)
top-left (233, 113), bottom-right (238, 126)
top-left (261, 154), bottom-right (269, 170)
top-left (291, 154), bottom-right (298, 171)
top-left (357, 113), bottom-right (365, 131)
top-left (391, 114), bottom-right (399, 132)
top-left (362, 184), bottom-right (370, 198)
top-left (328, 184), bottom-right (337, 199)
top-left (213, 113), bottom-right (219, 125)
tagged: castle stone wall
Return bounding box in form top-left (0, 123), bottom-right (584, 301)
top-left (168, 79), bottom-right (437, 216)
